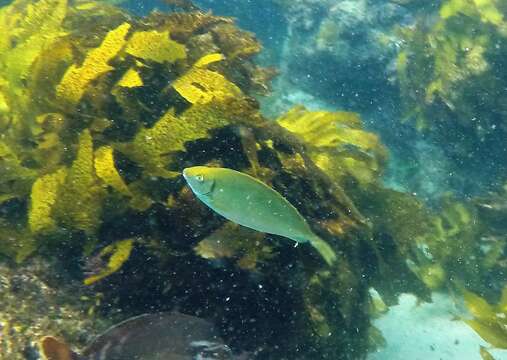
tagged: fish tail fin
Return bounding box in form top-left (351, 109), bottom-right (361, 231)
top-left (309, 235), bottom-right (337, 266)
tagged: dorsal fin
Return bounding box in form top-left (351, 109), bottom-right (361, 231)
top-left (39, 336), bottom-right (81, 360)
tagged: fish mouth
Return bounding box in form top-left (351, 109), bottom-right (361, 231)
top-left (182, 168), bottom-right (190, 180)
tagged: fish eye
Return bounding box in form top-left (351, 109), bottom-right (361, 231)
top-left (196, 174), bottom-right (204, 182)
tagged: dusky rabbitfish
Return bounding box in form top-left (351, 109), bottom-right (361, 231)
top-left (39, 312), bottom-right (234, 360)
top-left (182, 166), bottom-right (337, 265)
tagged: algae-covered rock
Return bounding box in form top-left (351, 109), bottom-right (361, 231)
top-left (0, 260), bottom-right (110, 360)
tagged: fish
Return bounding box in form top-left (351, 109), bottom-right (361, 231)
top-left (182, 166), bottom-right (337, 266)
top-left (39, 312), bottom-right (235, 360)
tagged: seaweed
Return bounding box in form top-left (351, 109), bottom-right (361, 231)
top-left (277, 105), bottom-right (388, 186)
top-left (83, 238), bottom-right (134, 285)
top-left (461, 287), bottom-right (507, 349)
top-left (172, 54), bottom-right (243, 104)
top-left (53, 130), bottom-right (105, 234)
top-left (56, 22), bottom-right (131, 107)
top-left (397, 0), bottom-right (507, 151)
top-left (124, 30), bottom-right (186, 64)
top-left (0, 0), bottom-right (477, 358)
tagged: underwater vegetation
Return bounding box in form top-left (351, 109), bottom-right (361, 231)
top-left (0, 0), bottom-right (270, 261)
top-left (396, 0), bottom-right (507, 168)
top-left (0, 0), bottom-right (394, 358)
top-left (461, 286), bottom-right (507, 350)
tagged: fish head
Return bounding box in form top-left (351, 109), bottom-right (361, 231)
top-left (183, 166), bottom-right (215, 196)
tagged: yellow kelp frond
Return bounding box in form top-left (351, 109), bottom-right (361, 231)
top-left (84, 239), bottom-right (134, 285)
top-left (277, 106), bottom-right (372, 149)
top-left (74, 0), bottom-right (127, 8)
top-left (74, 1), bottom-right (100, 10)
top-left (0, 88), bottom-right (8, 114)
top-left (178, 101), bottom-right (240, 140)
top-left (480, 346), bottom-right (496, 360)
top-left (56, 22), bottom-right (131, 106)
top-left (419, 199), bottom-right (477, 263)
top-left (278, 105), bottom-right (362, 133)
top-left (28, 168), bottom-right (67, 235)
top-left (465, 319), bottom-right (507, 348)
top-left (24, 0), bottom-right (67, 37)
top-left (474, 0), bottom-right (505, 26)
top-left (94, 146), bottom-right (131, 196)
top-left (408, 262), bottom-right (446, 290)
top-left (121, 109), bottom-right (185, 178)
top-left (440, 0), bottom-right (475, 19)
top-left (173, 67), bottom-right (243, 104)
top-left (463, 289), bottom-right (507, 349)
top-left (29, 37), bottom-right (74, 107)
top-left (125, 30), bottom-right (186, 64)
top-left (54, 130), bottom-right (104, 233)
top-left (464, 289), bottom-right (498, 322)
top-left (460, 288), bottom-right (507, 349)
top-left (0, 0), bottom-right (67, 119)
top-left (2, 0), bottom-right (65, 37)
top-left (0, 0), bottom-right (67, 79)
top-left (30, 113), bottom-right (67, 171)
top-left (441, 0), bottom-right (504, 26)
top-left (194, 53), bottom-right (225, 68)
top-left (277, 106), bottom-right (387, 184)
top-left (122, 103), bottom-right (231, 177)
top-left (116, 68), bottom-right (143, 88)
